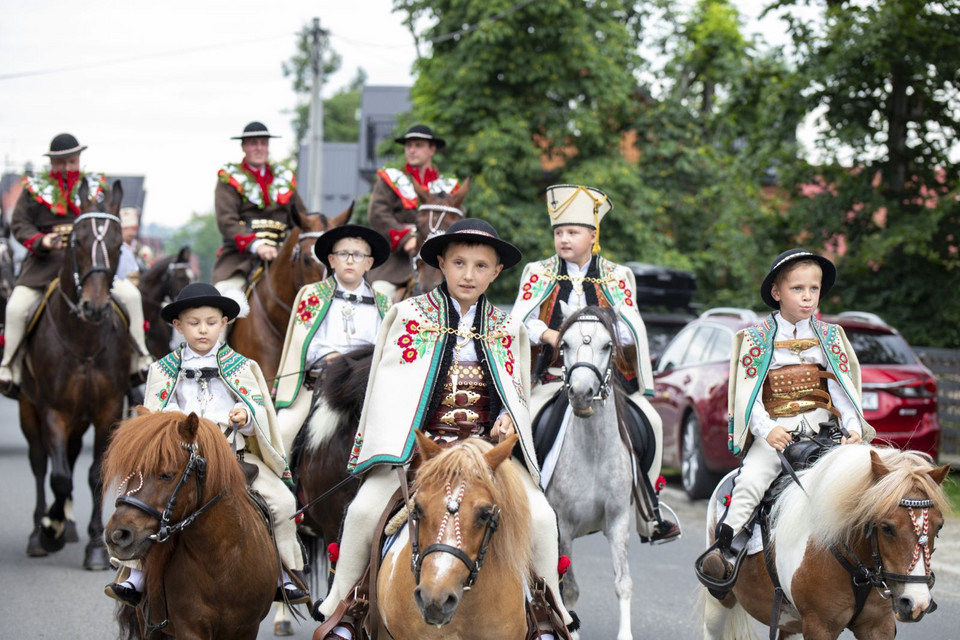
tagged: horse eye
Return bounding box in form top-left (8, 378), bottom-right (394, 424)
top-left (159, 471), bottom-right (176, 482)
top-left (476, 506), bottom-right (494, 524)
top-left (601, 342), bottom-right (612, 351)
top-left (880, 522), bottom-right (895, 537)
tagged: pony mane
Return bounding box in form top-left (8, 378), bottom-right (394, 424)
top-left (414, 439), bottom-right (533, 578)
top-left (771, 444), bottom-right (950, 549)
top-left (556, 305), bottom-right (629, 374)
top-left (101, 410), bottom-right (245, 500)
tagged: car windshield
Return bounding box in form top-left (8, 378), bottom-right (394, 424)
top-left (844, 329), bottom-right (918, 366)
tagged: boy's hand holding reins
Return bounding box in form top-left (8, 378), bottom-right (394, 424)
top-left (765, 425), bottom-right (792, 451)
top-left (229, 407), bottom-right (249, 426)
top-left (490, 413), bottom-right (516, 442)
top-left (841, 430), bottom-right (862, 445)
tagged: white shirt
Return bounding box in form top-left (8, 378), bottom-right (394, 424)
top-left (305, 278), bottom-right (382, 366)
top-left (116, 242), bottom-right (140, 280)
top-left (524, 258), bottom-right (635, 347)
top-left (163, 342), bottom-right (252, 434)
top-left (749, 313), bottom-right (861, 441)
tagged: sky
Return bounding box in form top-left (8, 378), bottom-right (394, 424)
top-left (1, 0), bottom-right (798, 230)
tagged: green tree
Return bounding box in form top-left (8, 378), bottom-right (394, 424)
top-left (777, 0), bottom-right (960, 346)
top-left (165, 212), bottom-right (221, 282)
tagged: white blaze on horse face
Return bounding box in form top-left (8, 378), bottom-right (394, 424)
top-left (900, 554), bottom-right (934, 618)
top-left (563, 319), bottom-right (612, 403)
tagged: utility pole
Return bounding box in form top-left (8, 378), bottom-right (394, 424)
top-left (307, 17), bottom-right (327, 212)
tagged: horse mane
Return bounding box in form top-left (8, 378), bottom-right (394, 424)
top-left (317, 344), bottom-right (375, 415)
top-left (771, 444), bottom-right (950, 549)
top-left (414, 439), bottom-right (533, 579)
top-left (556, 305), bottom-right (630, 375)
top-left (101, 410), bottom-right (246, 500)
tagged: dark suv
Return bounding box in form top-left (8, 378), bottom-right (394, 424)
top-left (650, 308), bottom-right (939, 499)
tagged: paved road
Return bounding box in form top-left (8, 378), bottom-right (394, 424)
top-left (0, 395), bottom-right (957, 638)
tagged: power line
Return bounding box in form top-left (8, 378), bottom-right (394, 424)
top-left (0, 32), bottom-right (294, 81)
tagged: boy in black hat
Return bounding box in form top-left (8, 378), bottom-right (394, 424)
top-left (697, 249), bottom-right (874, 593)
top-left (316, 219), bottom-right (577, 640)
top-left (273, 224), bottom-right (392, 451)
top-left (0, 133), bottom-right (152, 398)
top-left (212, 121), bottom-right (309, 293)
top-left (365, 124), bottom-right (460, 300)
top-left (105, 283), bottom-right (308, 607)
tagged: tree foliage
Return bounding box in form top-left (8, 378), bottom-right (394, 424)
top-left (164, 212), bottom-right (220, 282)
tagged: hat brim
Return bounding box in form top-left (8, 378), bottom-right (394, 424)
top-left (760, 254), bottom-right (837, 309)
top-left (395, 135), bottom-right (445, 150)
top-left (313, 225), bottom-right (391, 270)
top-left (44, 145), bottom-right (87, 158)
top-left (419, 231), bottom-right (521, 270)
top-left (161, 295), bottom-right (240, 323)
top-left (231, 133), bottom-right (281, 140)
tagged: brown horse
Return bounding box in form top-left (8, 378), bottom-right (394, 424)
top-left (702, 445), bottom-right (950, 640)
top-left (229, 205), bottom-right (352, 383)
top-left (374, 431), bottom-right (532, 640)
top-left (139, 246), bottom-right (194, 359)
top-left (395, 177), bottom-right (470, 301)
top-left (19, 179), bottom-right (130, 569)
top-left (103, 408), bottom-right (278, 639)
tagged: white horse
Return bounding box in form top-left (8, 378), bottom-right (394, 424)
top-left (535, 304), bottom-right (641, 640)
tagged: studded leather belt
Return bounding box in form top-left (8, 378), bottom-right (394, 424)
top-left (425, 361), bottom-right (492, 442)
top-left (762, 364), bottom-right (840, 419)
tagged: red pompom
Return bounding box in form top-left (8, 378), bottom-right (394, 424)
top-left (0, 334), bottom-right (5, 347)
top-left (655, 475), bottom-right (667, 492)
top-left (557, 555), bottom-right (571, 575)
top-left (143, 321), bottom-right (150, 333)
top-left (722, 494), bottom-right (731, 507)
top-left (327, 542), bottom-right (340, 563)
top-left (295, 512), bottom-right (304, 524)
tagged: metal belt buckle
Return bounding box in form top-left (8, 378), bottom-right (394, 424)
top-left (53, 223), bottom-right (74, 245)
top-left (439, 409), bottom-right (480, 425)
top-left (442, 390), bottom-right (481, 407)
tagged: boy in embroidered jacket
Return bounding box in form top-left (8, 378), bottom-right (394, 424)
top-left (511, 184), bottom-right (679, 544)
top-left (212, 121), bottom-right (308, 293)
top-left (104, 283), bottom-right (307, 607)
top-left (0, 133), bottom-right (152, 399)
top-left (317, 219), bottom-right (576, 640)
top-left (366, 124), bottom-right (459, 299)
top-left (699, 249), bottom-right (875, 589)
top-left (273, 225), bottom-right (392, 452)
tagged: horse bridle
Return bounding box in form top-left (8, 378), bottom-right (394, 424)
top-left (559, 313), bottom-right (613, 402)
top-left (256, 228), bottom-right (327, 320)
top-left (409, 479), bottom-right (500, 589)
top-left (67, 212), bottom-right (120, 302)
top-left (418, 203), bottom-right (464, 242)
top-left (115, 441), bottom-right (226, 544)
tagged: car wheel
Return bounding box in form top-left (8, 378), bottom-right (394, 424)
top-left (681, 413), bottom-right (718, 500)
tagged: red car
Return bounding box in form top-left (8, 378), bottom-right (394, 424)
top-left (651, 308), bottom-right (940, 499)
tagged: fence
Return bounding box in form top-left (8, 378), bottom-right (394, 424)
top-left (917, 347), bottom-right (960, 458)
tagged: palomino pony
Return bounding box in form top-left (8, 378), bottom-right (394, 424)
top-left (139, 246), bottom-right (194, 359)
top-left (103, 409), bottom-right (278, 639)
top-left (539, 305), bottom-right (641, 640)
top-left (375, 431), bottom-right (532, 640)
top-left (702, 444), bottom-right (950, 640)
top-left (19, 179), bottom-right (130, 569)
top-left (393, 177), bottom-right (470, 301)
top-left (230, 204), bottom-right (352, 382)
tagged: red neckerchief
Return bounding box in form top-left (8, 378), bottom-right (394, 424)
top-left (50, 170), bottom-right (81, 214)
top-left (243, 160), bottom-right (274, 206)
top-left (405, 163), bottom-right (438, 189)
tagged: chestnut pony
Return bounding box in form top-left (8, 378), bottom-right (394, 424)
top-left (138, 246), bottom-right (194, 359)
top-left (373, 432), bottom-right (532, 640)
top-left (19, 179), bottom-right (129, 569)
top-left (103, 409), bottom-right (277, 640)
top-left (229, 204), bottom-right (352, 382)
top-left (702, 444), bottom-right (950, 640)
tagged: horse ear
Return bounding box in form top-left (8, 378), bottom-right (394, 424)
top-left (178, 412), bottom-right (201, 442)
top-left (178, 246), bottom-right (191, 262)
top-left (78, 179), bottom-right (90, 210)
top-left (869, 449), bottom-right (890, 480)
top-left (108, 179), bottom-right (123, 214)
top-left (484, 433), bottom-right (519, 471)
top-left (330, 201), bottom-right (354, 228)
top-left (559, 300), bottom-right (573, 321)
top-left (449, 176), bottom-right (470, 211)
top-left (415, 429), bottom-right (443, 461)
top-left (134, 406), bottom-right (152, 417)
top-left (928, 463), bottom-right (951, 486)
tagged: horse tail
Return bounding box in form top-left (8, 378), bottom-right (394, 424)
top-left (114, 602), bottom-right (142, 640)
top-left (698, 586), bottom-right (759, 640)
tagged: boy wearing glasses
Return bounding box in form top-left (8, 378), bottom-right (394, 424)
top-left (274, 225), bottom-right (392, 451)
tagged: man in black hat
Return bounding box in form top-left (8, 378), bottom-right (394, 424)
top-left (365, 124), bottom-right (460, 300)
top-left (212, 121), bottom-right (309, 293)
top-left (0, 134), bottom-right (153, 398)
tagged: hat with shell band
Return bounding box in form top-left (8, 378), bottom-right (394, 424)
top-left (44, 133), bottom-right (87, 158)
top-left (231, 121), bottom-right (281, 140)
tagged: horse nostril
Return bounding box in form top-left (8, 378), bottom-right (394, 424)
top-left (441, 593), bottom-right (459, 615)
top-left (899, 596), bottom-right (914, 614)
top-left (413, 587), bottom-right (424, 610)
top-left (110, 526), bottom-right (133, 545)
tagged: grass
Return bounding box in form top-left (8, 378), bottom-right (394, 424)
top-left (943, 471), bottom-right (960, 516)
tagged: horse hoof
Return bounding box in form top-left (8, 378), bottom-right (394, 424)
top-left (39, 524), bottom-right (67, 553)
top-left (65, 520), bottom-right (79, 543)
top-left (274, 620), bottom-right (294, 636)
top-left (84, 542), bottom-right (110, 571)
top-left (26, 530), bottom-right (48, 557)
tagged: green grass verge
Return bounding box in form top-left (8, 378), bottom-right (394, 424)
top-left (944, 471), bottom-right (960, 515)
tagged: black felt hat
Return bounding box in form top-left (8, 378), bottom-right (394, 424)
top-left (161, 283), bottom-right (241, 323)
top-left (44, 133), bottom-right (87, 158)
top-left (394, 124), bottom-right (445, 150)
top-left (760, 248), bottom-right (837, 309)
top-left (419, 219), bottom-right (522, 270)
top-left (231, 121), bottom-right (280, 140)
top-left (313, 224), bottom-right (391, 269)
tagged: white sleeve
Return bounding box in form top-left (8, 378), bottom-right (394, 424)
top-left (615, 318), bottom-right (636, 346)
top-left (829, 378), bottom-right (862, 435)
top-left (749, 395), bottom-right (778, 442)
top-left (249, 239), bottom-right (263, 254)
top-left (234, 401), bottom-right (255, 434)
top-left (525, 317), bottom-right (548, 345)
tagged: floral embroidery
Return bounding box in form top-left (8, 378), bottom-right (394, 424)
top-left (746, 366), bottom-right (757, 378)
top-left (396, 316), bottom-right (435, 364)
top-left (346, 432), bottom-right (364, 471)
top-left (295, 283), bottom-right (331, 326)
top-left (218, 162), bottom-right (297, 209)
top-left (741, 355), bottom-right (753, 367)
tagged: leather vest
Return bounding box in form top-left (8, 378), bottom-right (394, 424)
top-left (424, 361), bottom-right (492, 444)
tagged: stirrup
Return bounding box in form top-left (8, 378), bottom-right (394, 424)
top-left (313, 600), bottom-right (359, 640)
top-left (525, 577), bottom-right (573, 640)
top-left (695, 524), bottom-right (751, 598)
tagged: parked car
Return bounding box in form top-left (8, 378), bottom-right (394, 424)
top-left (627, 262), bottom-right (698, 360)
top-left (649, 308), bottom-right (939, 500)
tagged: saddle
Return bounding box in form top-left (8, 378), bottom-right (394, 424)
top-left (25, 277), bottom-right (130, 337)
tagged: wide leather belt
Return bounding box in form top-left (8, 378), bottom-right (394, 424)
top-left (425, 361), bottom-right (491, 442)
top-left (250, 218), bottom-right (288, 247)
top-left (762, 364), bottom-right (840, 419)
